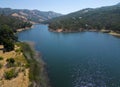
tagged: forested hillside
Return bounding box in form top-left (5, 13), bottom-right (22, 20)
top-left (0, 15), bottom-right (32, 51)
top-left (0, 15), bottom-right (32, 31)
top-left (47, 3), bottom-right (120, 32)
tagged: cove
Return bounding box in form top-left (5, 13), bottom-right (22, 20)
top-left (18, 24), bottom-right (120, 87)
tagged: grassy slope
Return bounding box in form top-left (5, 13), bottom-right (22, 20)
top-left (0, 42), bottom-right (50, 87)
top-left (0, 44), bottom-right (29, 87)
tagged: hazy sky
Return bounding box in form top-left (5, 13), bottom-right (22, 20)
top-left (0, 0), bottom-right (120, 14)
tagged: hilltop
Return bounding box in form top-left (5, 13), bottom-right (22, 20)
top-left (0, 8), bottom-right (62, 23)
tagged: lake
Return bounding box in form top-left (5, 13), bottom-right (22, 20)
top-left (18, 24), bottom-right (120, 87)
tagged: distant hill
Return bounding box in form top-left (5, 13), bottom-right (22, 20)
top-left (0, 15), bottom-right (32, 31)
top-left (0, 8), bottom-right (62, 23)
top-left (46, 3), bottom-right (120, 32)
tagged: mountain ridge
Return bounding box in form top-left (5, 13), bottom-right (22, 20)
top-left (0, 7), bottom-right (62, 23)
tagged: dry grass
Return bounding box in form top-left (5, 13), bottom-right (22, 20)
top-left (0, 45), bottom-right (30, 87)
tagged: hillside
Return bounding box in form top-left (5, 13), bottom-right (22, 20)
top-left (47, 3), bottom-right (120, 33)
top-left (0, 8), bottom-right (62, 23)
top-left (0, 14), bottom-right (33, 52)
top-left (0, 42), bottom-right (50, 87)
top-left (0, 44), bottom-right (29, 87)
top-left (0, 15), bottom-right (32, 31)
top-left (0, 13), bottom-right (50, 86)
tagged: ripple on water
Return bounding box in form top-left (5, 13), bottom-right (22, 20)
top-left (71, 57), bottom-right (110, 87)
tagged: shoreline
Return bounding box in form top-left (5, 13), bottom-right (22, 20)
top-left (49, 28), bottom-right (120, 37)
top-left (20, 42), bottom-right (51, 87)
top-left (49, 28), bottom-right (84, 33)
top-left (109, 31), bottom-right (120, 37)
top-left (16, 25), bottom-right (34, 32)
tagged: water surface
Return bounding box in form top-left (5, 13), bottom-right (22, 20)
top-left (18, 24), bottom-right (120, 87)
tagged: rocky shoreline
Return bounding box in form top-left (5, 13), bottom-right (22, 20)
top-left (49, 28), bottom-right (120, 37)
top-left (16, 25), bottom-right (34, 32)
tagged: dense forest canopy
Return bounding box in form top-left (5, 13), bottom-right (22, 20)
top-left (46, 3), bottom-right (120, 32)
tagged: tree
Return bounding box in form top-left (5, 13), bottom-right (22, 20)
top-left (0, 25), bottom-right (17, 51)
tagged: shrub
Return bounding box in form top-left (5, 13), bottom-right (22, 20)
top-left (6, 58), bottom-right (15, 64)
top-left (6, 58), bottom-right (15, 67)
top-left (0, 57), bottom-right (3, 60)
top-left (15, 49), bottom-right (22, 53)
top-left (4, 40), bottom-right (14, 52)
top-left (25, 63), bottom-right (30, 68)
top-left (4, 69), bottom-right (18, 80)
